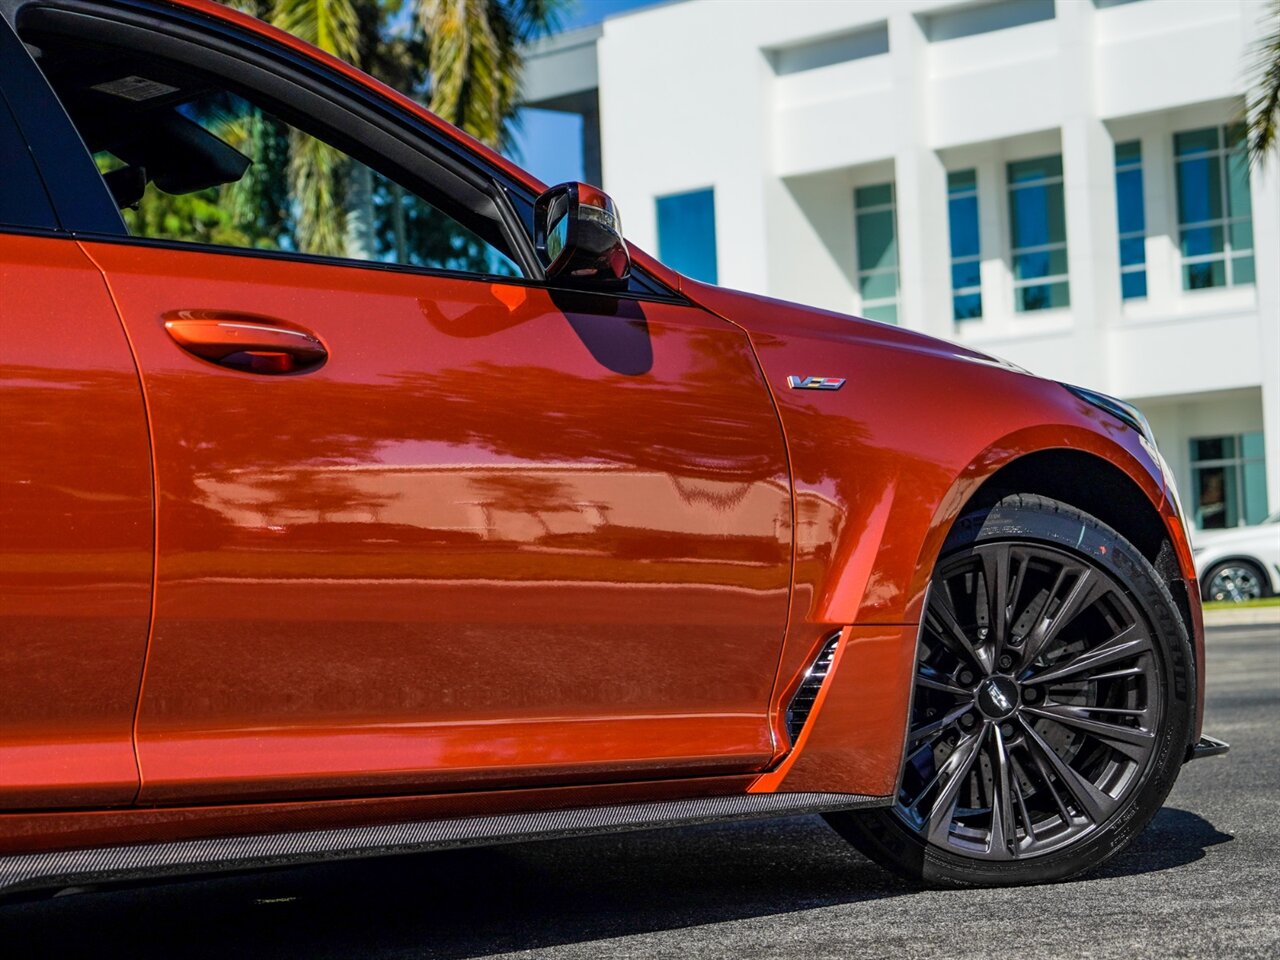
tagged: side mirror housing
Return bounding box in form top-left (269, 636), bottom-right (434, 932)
top-left (534, 182), bottom-right (631, 288)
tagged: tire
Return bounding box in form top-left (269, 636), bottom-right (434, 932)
top-left (825, 493), bottom-right (1194, 887)
top-left (1202, 559), bottom-right (1271, 603)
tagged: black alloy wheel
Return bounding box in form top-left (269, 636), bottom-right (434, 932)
top-left (826, 494), bottom-right (1194, 887)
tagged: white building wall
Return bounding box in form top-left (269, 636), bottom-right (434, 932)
top-left (593, 0), bottom-right (1280, 523)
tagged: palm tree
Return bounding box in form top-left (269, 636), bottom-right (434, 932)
top-left (225, 0), bottom-right (564, 253)
top-left (1246, 0), bottom-right (1280, 168)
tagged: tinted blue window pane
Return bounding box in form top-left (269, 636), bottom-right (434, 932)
top-left (948, 194), bottom-right (980, 258)
top-left (862, 302), bottom-right (898, 323)
top-left (1114, 140), bottom-right (1141, 165)
top-left (1180, 225), bottom-right (1224, 258)
top-left (656, 188), bottom-right (717, 284)
top-left (1010, 182), bottom-right (1066, 248)
top-left (1184, 260), bottom-right (1225, 289)
top-left (855, 183), bottom-right (893, 208)
top-left (860, 270), bottom-right (898, 300)
top-left (1013, 247), bottom-right (1068, 281)
top-left (1176, 156), bottom-right (1222, 224)
top-left (1119, 236), bottom-right (1145, 267)
top-left (1234, 254), bottom-right (1255, 285)
top-left (948, 168), bottom-right (976, 194)
top-left (1017, 281), bottom-right (1070, 312)
top-left (1008, 155), bottom-right (1062, 183)
top-left (1175, 127), bottom-right (1219, 157)
top-left (1116, 168), bottom-right (1145, 233)
top-left (1230, 219), bottom-right (1254, 250)
top-left (1121, 271), bottom-right (1147, 300)
top-left (951, 260), bottom-right (980, 289)
top-left (953, 292), bottom-right (982, 321)
top-left (1227, 148), bottom-right (1253, 219)
top-left (856, 208), bottom-right (897, 272)
top-left (1193, 437), bottom-right (1235, 460)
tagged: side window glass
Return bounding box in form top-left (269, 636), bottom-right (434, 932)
top-left (0, 92), bottom-right (58, 231)
top-left (0, 67), bottom-right (58, 231)
top-left (88, 89), bottom-right (521, 277)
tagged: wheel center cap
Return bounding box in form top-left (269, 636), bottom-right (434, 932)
top-left (976, 676), bottom-right (1020, 720)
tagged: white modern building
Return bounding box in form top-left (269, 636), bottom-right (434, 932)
top-left (524, 0), bottom-right (1280, 534)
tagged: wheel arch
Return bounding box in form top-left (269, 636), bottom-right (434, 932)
top-left (946, 446), bottom-right (1195, 645)
top-left (932, 445), bottom-right (1203, 753)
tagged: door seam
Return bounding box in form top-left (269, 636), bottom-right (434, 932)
top-left (78, 240), bottom-right (159, 805)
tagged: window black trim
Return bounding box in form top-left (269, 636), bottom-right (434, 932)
top-left (0, 9), bottom-right (120, 233)
top-left (61, 228), bottom-right (692, 303)
top-left (5, 0), bottom-right (685, 303)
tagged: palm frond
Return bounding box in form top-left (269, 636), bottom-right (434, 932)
top-left (1246, 0), bottom-right (1280, 168)
top-left (419, 0), bottom-right (564, 148)
top-left (270, 0), bottom-right (362, 64)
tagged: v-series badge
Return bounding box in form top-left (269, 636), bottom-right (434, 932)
top-left (787, 375), bottom-right (846, 391)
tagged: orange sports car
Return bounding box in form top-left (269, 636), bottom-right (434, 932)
top-left (0, 0), bottom-right (1226, 893)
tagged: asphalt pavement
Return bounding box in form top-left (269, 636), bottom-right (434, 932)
top-left (3, 622), bottom-right (1277, 960)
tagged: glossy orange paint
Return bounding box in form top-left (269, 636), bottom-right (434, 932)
top-left (0, 773), bottom-right (758, 854)
top-left (81, 240), bottom-right (793, 804)
top-left (681, 281), bottom-right (1188, 759)
top-left (749, 624), bottom-right (919, 797)
top-left (0, 233), bottom-right (152, 808)
top-left (0, 0), bottom-right (1209, 871)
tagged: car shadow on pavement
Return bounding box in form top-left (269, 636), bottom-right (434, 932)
top-left (0, 807), bottom-right (1233, 960)
top-left (1091, 806), bottom-right (1234, 880)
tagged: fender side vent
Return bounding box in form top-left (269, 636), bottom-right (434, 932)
top-left (785, 635), bottom-right (840, 744)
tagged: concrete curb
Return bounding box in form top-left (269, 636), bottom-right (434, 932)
top-left (1202, 606), bottom-right (1280, 627)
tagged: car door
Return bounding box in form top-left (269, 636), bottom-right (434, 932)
top-left (0, 23), bottom-right (153, 808)
top-left (21, 13), bottom-right (794, 804)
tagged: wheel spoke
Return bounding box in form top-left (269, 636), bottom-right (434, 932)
top-left (1026, 623), bottom-right (1151, 686)
top-left (915, 663), bottom-right (971, 697)
top-left (1024, 703), bottom-right (1154, 762)
top-left (978, 545), bottom-right (1012, 660)
top-left (1019, 715), bottom-right (1117, 824)
top-left (988, 724), bottom-right (1018, 856)
top-left (908, 702), bottom-right (973, 746)
top-left (1020, 565), bottom-right (1108, 668)
top-left (1022, 735), bottom-right (1073, 825)
top-left (924, 728), bottom-right (986, 845)
top-left (927, 588), bottom-right (992, 674)
top-left (1078, 665), bottom-right (1146, 683)
top-left (1009, 753), bottom-right (1037, 844)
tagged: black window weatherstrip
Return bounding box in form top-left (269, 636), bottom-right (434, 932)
top-left (11, 0), bottom-right (684, 302)
top-left (0, 7), bottom-right (123, 234)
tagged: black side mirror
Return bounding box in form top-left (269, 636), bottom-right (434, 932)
top-left (534, 182), bottom-right (631, 288)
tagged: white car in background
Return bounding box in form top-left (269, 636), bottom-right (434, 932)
top-left (1192, 511), bottom-right (1280, 602)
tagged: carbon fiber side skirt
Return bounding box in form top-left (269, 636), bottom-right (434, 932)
top-left (0, 790), bottom-right (888, 895)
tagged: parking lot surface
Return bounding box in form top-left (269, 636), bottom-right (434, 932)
top-left (3, 623), bottom-right (1277, 960)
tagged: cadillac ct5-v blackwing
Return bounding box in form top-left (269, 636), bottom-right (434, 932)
top-left (0, 0), bottom-right (1227, 893)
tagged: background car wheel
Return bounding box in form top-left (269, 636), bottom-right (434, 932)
top-left (1202, 559), bottom-right (1270, 603)
top-left (825, 494), bottom-right (1193, 887)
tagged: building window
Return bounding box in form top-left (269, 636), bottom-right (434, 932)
top-left (854, 182), bottom-right (899, 324)
top-left (656, 188), bottom-right (718, 284)
top-left (1190, 432), bottom-right (1269, 529)
top-left (1114, 140), bottom-right (1147, 300)
top-left (947, 169), bottom-right (982, 321)
top-left (1007, 154), bottom-right (1069, 312)
top-left (1174, 125), bottom-right (1254, 291)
